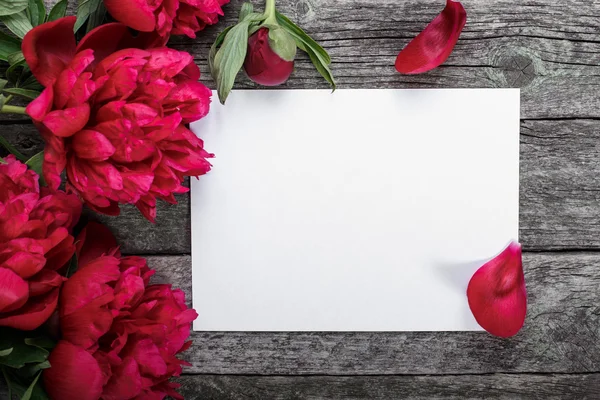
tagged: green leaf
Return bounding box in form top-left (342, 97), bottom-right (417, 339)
top-left (8, 50), bottom-right (24, 66)
top-left (0, 329), bottom-right (49, 369)
top-left (211, 21), bottom-right (251, 104)
top-left (86, 1), bottom-right (105, 32)
top-left (0, 10), bottom-right (34, 39)
top-left (208, 25), bottom-right (233, 80)
top-left (268, 26), bottom-right (297, 62)
top-left (25, 151), bottom-right (45, 185)
top-left (0, 136), bottom-right (27, 162)
top-left (0, 156), bottom-right (6, 164)
top-left (6, 57), bottom-right (27, 84)
top-left (26, 0), bottom-right (45, 26)
top-left (74, 0), bottom-right (102, 32)
top-left (238, 2), bottom-right (253, 23)
top-left (0, 348), bottom-right (13, 357)
top-left (47, 0), bottom-right (68, 22)
top-left (23, 338), bottom-right (55, 351)
top-left (20, 371), bottom-right (41, 400)
top-left (0, 0), bottom-right (28, 17)
top-left (20, 74), bottom-right (42, 90)
top-left (0, 78), bottom-right (7, 91)
top-left (275, 11), bottom-right (335, 89)
top-left (3, 87), bottom-right (41, 100)
top-left (0, 31), bottom-right (21, 62)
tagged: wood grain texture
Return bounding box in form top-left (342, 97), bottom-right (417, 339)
top-left (147, 253), bottom-right (600, 375)
top-left (176, 373), bottom-right (600, 400)
top-left (4, 118), bottom-right (599, 253)
top-left (173, 0), bottom-right (600, 120)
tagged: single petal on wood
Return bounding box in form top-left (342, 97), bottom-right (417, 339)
top-left (395, 0), bottom-right (466, 74)
top-left (467, 242), bottom-right (527, 338)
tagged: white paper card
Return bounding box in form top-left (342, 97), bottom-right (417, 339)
top-left (191, 89), bottom-right (520, 332)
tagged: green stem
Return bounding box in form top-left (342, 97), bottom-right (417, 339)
top-left (0, 105), bottom-right (27, 115)
top-left (264, 0), bottom-right (277, 24)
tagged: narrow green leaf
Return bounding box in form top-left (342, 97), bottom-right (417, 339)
top-left (276, 11), bottom-right (331, 64)
top-left (238, 2), bottom-right (253, 22)
top-left (208, 25), bottom-right (233, 80)
top-left (268, 27), bottom-right (297, 62)
top-left (47, 0), bottom-right (68, 22)
top-left (3, 87), bottom-right (41, 100)
top-left (86, 1), bottom-right (105, 32)
top-left (0, 348), bottom-right (13, 357)
top-left (0, 78), bottom-right (8, 91)
top-left (24, 337), bottom-right (55, 351)
top-left (0, 136), bottom-right (28, 162)
top-left (25, 151), bottom-right (45, 185)
top-left (6, 58), bottom-right (26, 84)
top-left (0, 31), bottom-right (21, 62)
top-left (213, 21), bottom-right (251, 104)
top-left (0, 156), bottom-right (6, 164)
top-left (8, 50), bottom-right (24, 66)
top-left (0, 94), bottom-right (6, 109)
top-left (20, 371), bottom-right (41, 400)
top-left (275, 11), bottom-right (335, 89)
top-left (27, 0), bottom-right (45, 26)
top-left (74, 0), bottom-right (101, 32)
top-left (0, 10), bottom-right (34, 39)
top-left (20, 74), bottom-right (42, 90)
top-left (0, 0), bottom-right (28, 17)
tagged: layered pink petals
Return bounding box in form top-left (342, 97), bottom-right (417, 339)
top-left (0, 156), bottom-right (81, 330)
top-left (44, 341), bottom-right (105, 400)
top-left (467, 242), bottom-right (527, 338)
top-left (395, 0), bottom-right (466, 74)
top-left (23, 17), bottom-right (214, 222)
top-left (21, 16), bottom-right (77, 86)
top-left (104, 0), bottom-right (229, 42)
top-left (43, 223), bottom-right (198, 400)
top-left (244, 28), bottom-right (295, 86)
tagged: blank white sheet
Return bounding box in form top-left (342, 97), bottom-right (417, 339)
top-left (190, 88), bottom-right (520, 332)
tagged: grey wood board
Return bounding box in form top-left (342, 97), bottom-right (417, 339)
top-left (3, 119), bottom-right (599, 253)
top-left (147, 253), bottom-right (600, 375)
top-left (2, 373), bottom-right (599, 399)
top-left (175, 373), bottom-right (600, 400)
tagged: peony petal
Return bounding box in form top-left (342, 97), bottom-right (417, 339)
top-left (22, 16), bottom-right (77, 87)
top-left (467, 241), bottom-right (527, 338)
top-left (29, 270), bottom-right (65, 297)
top-left (72, 130), bottom-right (116, 161)
top-left (42, 104), bottom-right (90, 137)
top-left (395, 0), bottom-right (466, 74)
top-left (76, 222), bottom-right (120, 267)
top-left (102, 357), bottom-right (143, 400)
top-left (0, 288), bottom-right (59, 330)
top-left (0, 267), bottom-right (29, 313)
top-left (43, 341), bottom-right (104, 400)
top-left (103, 0), bottom-right (158, 33)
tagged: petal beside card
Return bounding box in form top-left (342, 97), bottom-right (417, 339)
top-left (190, 89), bottom-right (520, 332)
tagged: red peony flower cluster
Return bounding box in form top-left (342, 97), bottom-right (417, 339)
top-left (0, 156), bottom-right (81, 331)
top-left (43, 222), bottom-right (197, 400)
top-left (24, 17), bottom-right (213, 222)
top-left (104, 0), bottom-right (229, 43)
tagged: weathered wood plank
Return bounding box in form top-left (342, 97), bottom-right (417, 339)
top-left (176, 373), bottom-right (600, 399)
top-left (2, 372), bottom-right (599, 399)
top-left (147, 252), bottom-right (600, 375)
top-left (169, 0), bottom-right (600, 120)
top-left (3, 118), bottom-right (599, 253)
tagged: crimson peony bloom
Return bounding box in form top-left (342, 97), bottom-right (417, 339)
top-left (104, 0), bottom-right (229, 43)
top-left (467, 241), bottom-right (527, 338)
top-left (23, 17), bottom-right (213, 222)
top-left (244, 27), bottom-right (295, 86)
top-left (0, 155), bottom-right (81, 330)
top-left (43, 222), bottom-right (198, 400)
top-left (395, 0), bottom-right (466, 74)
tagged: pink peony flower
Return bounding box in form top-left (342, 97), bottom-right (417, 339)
top-left (0, 155), bottom-right (81, 330)
top-left (104, 0), bottom-right (229, 44)
top-left (43, 222), bottom-right (197, 400)
top-left (244, 28), bottom-right (295, 86)
top-left (23, 17), bottom-right (213, 222)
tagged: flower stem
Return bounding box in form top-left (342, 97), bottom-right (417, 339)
top-left (0, 105), bottom-right (27, 115)
top-left (264, 0), bottom-right (277, 25)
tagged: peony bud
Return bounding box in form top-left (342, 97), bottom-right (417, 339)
top-left (244, 27), bottom-right (295, 86)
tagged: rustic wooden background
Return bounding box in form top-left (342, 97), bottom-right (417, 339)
top-left (2, 0), bottom-right (600, 398)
